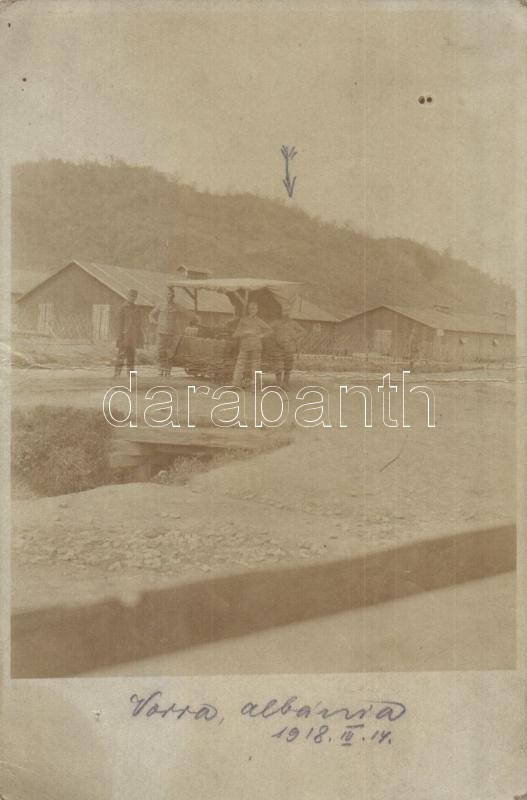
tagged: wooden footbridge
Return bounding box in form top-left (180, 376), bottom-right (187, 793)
top-left (110, 420), bottom-right (292, 480)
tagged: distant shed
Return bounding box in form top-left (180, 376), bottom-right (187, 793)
top-left (15, 261), bottom-right (233, 341)
top-left (11, 270), bottom-right (50, 326)
top-left (335, 304), bottom-right (515, 363)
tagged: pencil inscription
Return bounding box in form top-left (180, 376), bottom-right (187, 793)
top-left (127, 691), bottom-right (406, 746)
top-left (130, 691), bottom-right (220, 722)
top-left (240, 695), bottom-right (407, 747)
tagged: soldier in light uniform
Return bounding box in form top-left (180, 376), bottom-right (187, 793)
top-left (231, 301), bottom-right (272, 389)
top-left (149, 284), bottom-right (199, 376)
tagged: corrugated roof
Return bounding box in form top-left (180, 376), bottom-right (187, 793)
top-left (290, 295), bottom-right (338, 322)
top-left (11, 270), bottom-right (50, 296)
top-left (18, 261), bottom-right (337, 322)
top-left (74, 261), bottom-right (217, 310)
top-left (341, 304), bottom-right (515, 336)
top-left (390, 305), bottom-right (515, 335)
top-left (16, 261), bottom-right (233, 314)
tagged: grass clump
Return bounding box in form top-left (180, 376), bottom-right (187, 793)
top-left (12, 405), bottom-right (112, 496)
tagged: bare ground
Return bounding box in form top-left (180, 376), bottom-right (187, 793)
top-left (11, 368), bottom-right (515, 614)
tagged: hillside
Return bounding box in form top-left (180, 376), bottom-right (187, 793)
top-left (11, 159), bottom-right (514, 318)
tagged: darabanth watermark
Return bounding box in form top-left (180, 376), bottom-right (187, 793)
top-left (102, 370), bottom-right (436, 430)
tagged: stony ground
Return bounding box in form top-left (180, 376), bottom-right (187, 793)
top-left (10, 367), bottom-right (515, 612)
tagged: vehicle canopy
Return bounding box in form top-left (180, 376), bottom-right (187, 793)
top-left (170, 277), bottom-right (300, 321)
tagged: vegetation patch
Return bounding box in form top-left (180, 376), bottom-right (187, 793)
top-left (12, 159), bottom-right (514, 318)
top-left (12, 406), bottom-right (113, 496)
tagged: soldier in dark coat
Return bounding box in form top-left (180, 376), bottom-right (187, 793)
top-left (114, 289), bottom-right (144, 376)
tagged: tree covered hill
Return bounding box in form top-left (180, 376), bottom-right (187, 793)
top-left (12, 159), bottom-right (514, 318)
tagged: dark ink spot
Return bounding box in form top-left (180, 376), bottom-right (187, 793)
top-left (426, 96), bottom-right (433, 103)
top-left (8, 22), bottom-right (12, 27)
top-left (22, 77), bottom-right (27, 82)
top-left (418, 96), bottom-right (425, 104)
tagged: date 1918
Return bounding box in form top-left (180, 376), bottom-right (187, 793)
top-left (271, 723), bottom-right (392, 746)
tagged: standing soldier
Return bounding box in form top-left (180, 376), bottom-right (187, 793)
top-left (114, 289), bottom-right (144, 377)
top-left (271, 309), bottom-right (305, 389)
top-left (231, 301), bottom-right (272, 390)
top-left (149, 283), bottom-right (199, 376)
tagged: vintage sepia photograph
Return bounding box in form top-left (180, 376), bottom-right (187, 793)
top-left (2, 3), bottom-right (527, 800)
top-left (3, 2), bottom-right (520, 686)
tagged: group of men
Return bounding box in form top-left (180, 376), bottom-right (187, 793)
top-left (114, 283), bottom-right (305, 389)
top-left (114, 284), bottom-right (198, 378)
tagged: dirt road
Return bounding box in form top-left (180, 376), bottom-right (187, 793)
top-left (10, 367), bottom-right (516, 673)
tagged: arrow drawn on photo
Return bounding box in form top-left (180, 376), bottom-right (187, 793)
top-left (281, 145), bottom-right (298, 198)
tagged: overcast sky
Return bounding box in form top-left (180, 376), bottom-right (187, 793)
top-left (2, 0), bottom-right (525, 284)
